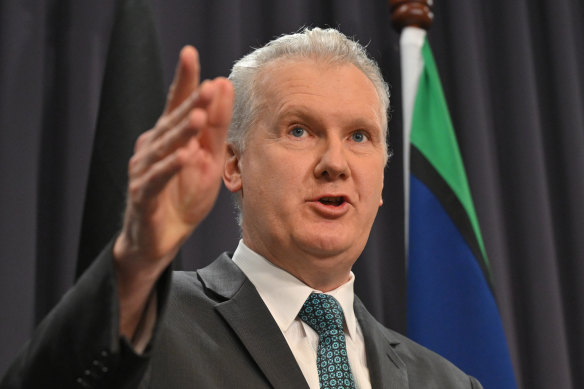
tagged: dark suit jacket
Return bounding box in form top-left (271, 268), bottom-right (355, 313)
top-left (1, 242), bottom-right (482, 388)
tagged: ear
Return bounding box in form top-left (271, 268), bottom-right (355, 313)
top-left (223, 144), bottom-right (243, 193)
top-left (379, 177), bottom-right (384, 207)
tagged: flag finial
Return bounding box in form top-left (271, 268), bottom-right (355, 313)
top-left (389, 0), bottom-right (434, 32)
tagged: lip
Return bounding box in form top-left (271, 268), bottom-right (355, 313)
top-left (307, 194), bottom-right (352, 218)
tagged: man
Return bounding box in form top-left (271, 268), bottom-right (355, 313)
top-left (1, 28), bottom-right (481, 388)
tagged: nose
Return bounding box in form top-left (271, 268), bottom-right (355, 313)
top-left (314, 137), bottom-right (350, 180)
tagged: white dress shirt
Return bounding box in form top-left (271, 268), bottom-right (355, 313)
top-left (232, 240), bottom-right (372, 389)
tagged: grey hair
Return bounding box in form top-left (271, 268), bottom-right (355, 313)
top-left (227, 27), bottom-right (390, 159)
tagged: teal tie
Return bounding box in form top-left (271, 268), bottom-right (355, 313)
top-left (298, 293), bottom-right (356, 389)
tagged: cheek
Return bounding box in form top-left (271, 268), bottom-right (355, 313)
top-left (245, 159), bottom-right (301, 209)
top-left (358, 170), bottom-right (384, 210)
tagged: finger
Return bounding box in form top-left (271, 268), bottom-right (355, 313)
top-left (130, 108), bottom-right (208, 178)
top-left (207, 78), bottom-right (234, 129)
top-left (145, 77), bottom-right (220, 150)
top-left (199, 78), bottom-right (234, 155)
top-left (132, 79), bottom-right (219, 175)
top-left (148, 89), bottom-right (202, 143)
top-left (129, 151), bottom-right (183, 207)
top-left (132, 78), bottom-right (232, 178)
top-left (136, 109), bottom-right (210, 177)
top-left (163, 46), bottom-right (200, 115)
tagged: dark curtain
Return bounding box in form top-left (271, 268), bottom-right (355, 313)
top-left (1, 1), bottom-right (582, 388)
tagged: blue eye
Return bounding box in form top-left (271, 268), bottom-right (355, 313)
top-left (351, 131), bottom-right (368, 143)
top-left (290, 127), bottom-right (306, 137)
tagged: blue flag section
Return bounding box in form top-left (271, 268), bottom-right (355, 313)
top-left (407, 175), bottom-right (516, 388)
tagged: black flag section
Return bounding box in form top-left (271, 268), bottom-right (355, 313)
top-left (76, 0), bottom-right (165, 278)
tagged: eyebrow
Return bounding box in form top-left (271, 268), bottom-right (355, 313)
top-left (277, 105), bottom-right (382, 135)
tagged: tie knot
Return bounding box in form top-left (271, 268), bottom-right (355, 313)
top-left (298, 293), bottom-right (345, 336)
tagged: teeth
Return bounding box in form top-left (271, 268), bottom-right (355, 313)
top-left (319, 197), bottom-right (343, 206)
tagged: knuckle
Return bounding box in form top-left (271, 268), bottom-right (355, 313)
top-left (155, 117), bottom-right (170, 132)
top-left (128, 182), bottom-right (142, 201)
top-left (128, 155), bottom-right (140, 174)
top-left (188, 110), bottom-right (199, 128)
top-left (166, 84), bottom-right (176, 100)
top-left (152, 141), bottom-right (166, 159)
top-left (135, 132), bottom-right (150, 150)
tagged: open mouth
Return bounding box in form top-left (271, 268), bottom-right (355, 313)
top-left (318, 196), bottom-right (345, 206)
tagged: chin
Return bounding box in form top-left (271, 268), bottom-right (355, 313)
top-left (297, 232), bottom-right (358, 259)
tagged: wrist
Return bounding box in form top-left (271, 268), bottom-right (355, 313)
top-left (113, 233), bottom-right (175, 286)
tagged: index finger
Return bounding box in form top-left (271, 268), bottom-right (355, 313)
top-left (163, 46), bottom-right (200, 115)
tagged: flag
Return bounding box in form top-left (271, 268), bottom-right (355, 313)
top-left (401, 27), bottom-right (517, 388)
top-left (76, 0), bottom-right (165, 277)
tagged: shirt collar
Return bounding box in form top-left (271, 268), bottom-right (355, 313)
top-left (231, 240), bottom-right (358, 340)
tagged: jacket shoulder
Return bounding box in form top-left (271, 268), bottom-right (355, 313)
top-left (383, 327), bottom-right (483, 388)
top-left (355, 298), bottom-right (482, 388)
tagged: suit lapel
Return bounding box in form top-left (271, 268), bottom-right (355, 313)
top-left (198, 254), bottom-right (309, 389)
top-left (354, 297), bottom-right (409, 389)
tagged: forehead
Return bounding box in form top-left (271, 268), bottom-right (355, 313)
top-left (254, 58), bottom-right (382, 127)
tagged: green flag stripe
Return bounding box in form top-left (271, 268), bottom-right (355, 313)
top-left (410, 39), bottom-right (489, 268)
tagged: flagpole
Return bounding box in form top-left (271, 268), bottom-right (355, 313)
top-left (389, 0), bottom-right (433, 262)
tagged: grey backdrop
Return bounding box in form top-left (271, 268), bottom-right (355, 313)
top-left (1, 0), bottom-right (583, 388)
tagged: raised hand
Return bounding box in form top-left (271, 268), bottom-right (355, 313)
top-left (113, 46), bottom-right (234, 338)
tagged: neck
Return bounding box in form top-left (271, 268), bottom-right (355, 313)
top-left (241, 236), bottom-right (355, 292)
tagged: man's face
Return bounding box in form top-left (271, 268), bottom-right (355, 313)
top-left (224, 59), bottom-right (386, 290)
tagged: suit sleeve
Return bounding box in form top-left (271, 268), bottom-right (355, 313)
top-left (0, 240), bottom-right (172, 389)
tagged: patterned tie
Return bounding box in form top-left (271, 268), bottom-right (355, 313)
top-left (298, 293), bottom-right (356, 389)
